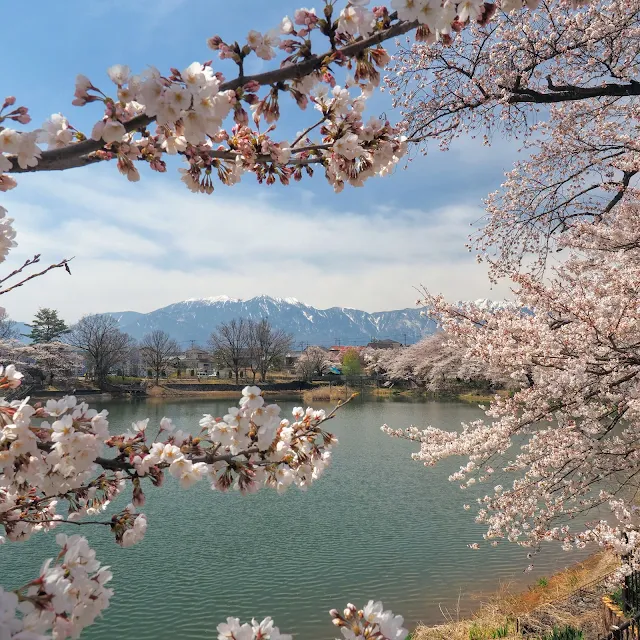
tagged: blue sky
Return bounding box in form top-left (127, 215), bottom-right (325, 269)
top-left (2, 0), bottom-right (519, 322)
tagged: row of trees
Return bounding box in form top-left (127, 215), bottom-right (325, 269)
top-left (0, 310), bottom-right (299, 389)
top-left (367, 333), bottom-right (516, 394)
top-left (295, 345), bottom-right (364, 380)
top-left (209, 318), bottom-right (293, 383)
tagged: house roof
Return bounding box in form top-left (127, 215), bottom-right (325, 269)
top-left (329, 345), bottom-right (365, 353)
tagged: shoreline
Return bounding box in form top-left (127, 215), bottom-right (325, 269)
top-left (414, 551), bottom-right (617, 640)
top-left (30, 386), bottom-right (508, 404)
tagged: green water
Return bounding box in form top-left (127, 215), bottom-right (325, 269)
top-left (0, 397), bottom-right (588, 638)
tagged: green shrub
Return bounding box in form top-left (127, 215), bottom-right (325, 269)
top-left (469, 624), bottom-right (485, 640)
top-left (536, 577), bottom-right (549, 588)
top-left (610, 587), bottom-right (625, 610)
top-left (491, 624), bottom-right (509, 638)
top-left (543, 625), bottom-right (584, 640)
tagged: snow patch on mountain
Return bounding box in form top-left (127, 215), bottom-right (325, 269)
top-left (184, 295), bottom-right (241, 304)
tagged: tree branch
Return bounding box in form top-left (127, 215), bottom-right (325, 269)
top-left (506, 80), bottom-right (640, 104)
top-left (5, 15), bottom-right (417, 174)
top-left (0, 257), bottom-right (74, 296)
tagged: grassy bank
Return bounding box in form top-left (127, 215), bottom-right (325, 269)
top-left (370, 388), bottom-right (423, 398)
top-left (457, 390), bottom-right (511, 404)
top-left (146, 385), bottom-right (304, 400)
top-left (414, 552), bottom-right (617, 640)
top-left (302, 386), bottom-right (355, 404)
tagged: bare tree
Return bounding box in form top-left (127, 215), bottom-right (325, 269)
top-left (0, 309), bottom-right (18, 340)
top-left (247, 319), bottom-right (293, 382)
top-left (139, 330), bottom-right (180, 385)
top-left (209, 318), bottom-right (249, 384)
top-left (68, 315), bottom-right (133, 388)
top-left (296, 346), bottom-right (331, 381)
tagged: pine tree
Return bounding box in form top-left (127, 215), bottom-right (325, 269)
top-left (25, 308), bottom-right (69, 343)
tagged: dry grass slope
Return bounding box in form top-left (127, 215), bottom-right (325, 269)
top-left (414, 552), bottom-right (618, 640)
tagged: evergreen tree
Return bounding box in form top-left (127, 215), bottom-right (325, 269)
top-left (25, 308), bottom-right (69, 343)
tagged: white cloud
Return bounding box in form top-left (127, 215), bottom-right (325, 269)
top-left (0, 171), bottom-right (513, 323)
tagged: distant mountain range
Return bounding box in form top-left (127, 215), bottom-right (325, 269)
top-left (104, 295), bottom-right (439, 348)
top-left (14, 296), bottom-right (511, 348)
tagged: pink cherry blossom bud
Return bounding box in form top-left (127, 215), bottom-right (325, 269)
top-left (3, 97), bottom-right (16, 107)
top-left (207, 35), bottom-right (223, 50)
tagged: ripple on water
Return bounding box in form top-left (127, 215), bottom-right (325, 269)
top-left (0, 398), bottom-right (591, 640)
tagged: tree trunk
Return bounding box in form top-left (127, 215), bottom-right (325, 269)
top-left (155, 371), bottom-right (160, 386)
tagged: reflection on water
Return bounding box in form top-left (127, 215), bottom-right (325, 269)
top-left (0, 397), bottom-right (589, 639)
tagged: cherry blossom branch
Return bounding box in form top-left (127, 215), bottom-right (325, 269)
top-left (21, 519), bottom-right (112, 526)
top-left (4, 14), bottom-right (417, 175)
top-left (0, 254), bottom-right (41, 285)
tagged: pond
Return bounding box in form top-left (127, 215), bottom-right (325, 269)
top-left (0, 396), bottom-right (589, 639)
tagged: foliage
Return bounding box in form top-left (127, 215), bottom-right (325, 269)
top-left (24, 307), bottom-right (69, 343)
top-left (610, 587), bottom-right (625, 610)
top-left (536, 577), bottom-right (549, 589)
top-left (491, 625), bottom-right (509, 638)
top-left (469, 624), bottom-right (486, 640)
top-left (341, 347), bottom-right (363, 376)
top-left (543, 626), bottom-right (584, 640)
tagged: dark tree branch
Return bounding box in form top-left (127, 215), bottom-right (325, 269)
top-left (506, 80), bottom-right (640, 104)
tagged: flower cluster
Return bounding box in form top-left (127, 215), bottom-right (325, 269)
top-left (119, 385), bottom-right (337, 495)
top-left (214, 601), bottom-right (407, 640)
top-left (0, 368), bottom-right (338, 546)
top-left (388, 0), bottom-right (640, 277)
top-left (0, 206), bottom-right (16, 263)
top-left (5, 533), bottom-right (113, 639)
top-left (0, 0), bottom-right (558, 198)
top-left (330, 600), bottom-right (408, 640)
top-left (0, 366), bottom-right (354, 634)
top-left (384, 200), bottom-right (640, 571)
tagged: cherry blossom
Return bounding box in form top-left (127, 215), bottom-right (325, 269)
top-left (384, 200), bottom-right (640, 573)
top-left (1, 0), bottom-right (631, 633)
top-left (0, 0), bottom-right (557, 196)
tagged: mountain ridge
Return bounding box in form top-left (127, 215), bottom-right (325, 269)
top-left (102, 295), bottom-right (440, 347)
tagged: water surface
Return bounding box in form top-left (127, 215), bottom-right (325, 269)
top-left (0, 397), bottom-right (588, 639)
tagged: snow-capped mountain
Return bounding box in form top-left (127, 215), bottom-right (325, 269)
top-left (104, 295), bottom-right (440, 347)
